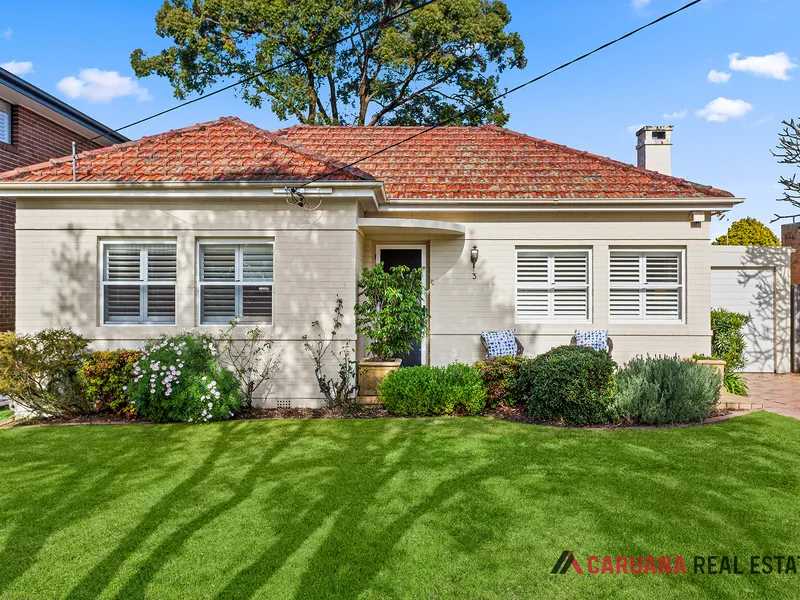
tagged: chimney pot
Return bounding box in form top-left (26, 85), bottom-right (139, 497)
top-left (636, 125), bottom-right (673, 176)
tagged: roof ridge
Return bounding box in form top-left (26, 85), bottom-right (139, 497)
top-left (248, 123), bottom-right (375, 181)
top-left (0, 116), bottom-right (242, 181)
top-left (482, 125), bottom-right (734, 198)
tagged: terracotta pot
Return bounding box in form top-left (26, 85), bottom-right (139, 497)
top-left (358, 358), bottom-right (402, 403)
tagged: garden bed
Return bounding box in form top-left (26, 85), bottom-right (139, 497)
top-left (1, 403), bottom-right (746, 430)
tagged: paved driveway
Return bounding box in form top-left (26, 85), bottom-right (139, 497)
top-left (744, 373), bottom-right (800, 419)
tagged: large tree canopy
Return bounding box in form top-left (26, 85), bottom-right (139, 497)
top-left (131, 0), bottom-right (526, 126)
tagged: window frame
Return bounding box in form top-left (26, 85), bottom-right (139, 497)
top-left (515, 248), bottom-right (592, 324)
top-left (196, 240), bottom-right (275, 326)
top-left (608, 248), bottom-right (685, 324)
top-left (99, 240), bottom-right (178, 326)
top-left (0, 99), bottom-right (11, 145)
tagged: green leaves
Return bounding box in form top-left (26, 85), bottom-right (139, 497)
top-left (355, 262), bottom-right (428, 361)
top-left (713, 217), bottom-right (780, 246)
top-left (711, 308), bottom-right (751, 374)
top-left (132, 0), bottom-right (526, 125)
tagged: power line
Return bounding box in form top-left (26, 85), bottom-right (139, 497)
top-left (88, 0), bottom-right (438, 144)
top-left (294, 0), bottom-right (703, 192)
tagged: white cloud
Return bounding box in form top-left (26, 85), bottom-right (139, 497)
top-left (728, 52), bottom-right (797, 81)
top-left (1, 28), bottom-right (11, 40)
top-left (632, 0), bottom-right (651, 7)
top-left (1, 60), bottom-right (33, 76)
top-left (707, 69), bottom-right (731, 83)
top-left (56, 68), bottom-right (151, 103)
top-left (663, 110), bottom-right (687, 120)
top-left (626, 124), bottom-right (644, 134)
top-left (696, 97), bottom-right (754, 122)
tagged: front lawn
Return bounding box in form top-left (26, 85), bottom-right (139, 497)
top-left (1, 413), bottom-right (799, 599)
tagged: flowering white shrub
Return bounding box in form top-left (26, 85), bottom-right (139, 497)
top-left (128, 333), bottom-right (242, 423)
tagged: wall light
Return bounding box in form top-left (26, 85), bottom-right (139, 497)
top-left (470, 245), bottom-right (479, 271)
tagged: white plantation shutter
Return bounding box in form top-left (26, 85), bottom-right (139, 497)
top-left (103, 243), bottom-right (176, 324)
top-left (610, 251), bottom-right (682, 322)
top-left (516, 251), bottom-right (589, 322)
top-left (0, 100), bottom-right (10, 145)
top-left (199, 243), bottom-right (273, 324)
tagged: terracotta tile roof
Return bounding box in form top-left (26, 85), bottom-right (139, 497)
top-left (0, 117), bottom-right (733, 200)
top-left (0, 117), bottom-right (373, 183)
top-left (277, 124), bottom-right (734, 199)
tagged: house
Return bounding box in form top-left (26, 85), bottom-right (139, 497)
top-left (0, 117), bottom-right (790, 408)
top-left (0, 66), bottom-right (127, 331)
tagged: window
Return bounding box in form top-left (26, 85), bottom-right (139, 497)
top-left (516, 250), bottom-right (590, 322)
top-left (609, 250), bottom-right (683, 322)
top-left (198, 242), bottom-right (273, 324)
top-left (102, 242), bottom-right (176, 324)
top-left (0, 100), bottom-right (10, 145)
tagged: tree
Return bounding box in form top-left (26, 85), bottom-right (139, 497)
top-left (131, 0), bottom-right (526, 126)
top-left (713, 217), bottom-right (780, 246)
top-left (774, 118), bottom-right (800, 220)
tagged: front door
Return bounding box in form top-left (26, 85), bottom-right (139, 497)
top-left (376, 246), bottom-right (426, 366)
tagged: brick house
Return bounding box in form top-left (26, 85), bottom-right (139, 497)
top-left (0, 66), bottom-right (126, 330)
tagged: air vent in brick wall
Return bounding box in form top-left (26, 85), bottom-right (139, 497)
top-left (276, 399), bottom-right (291, 409)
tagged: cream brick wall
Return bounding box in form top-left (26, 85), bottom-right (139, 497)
top-left (16, 198), bottom-right (721, 407)
top-left (361, 210), bottom-right (714, 367)
top-left (16, 197), bottom-right (361, 408)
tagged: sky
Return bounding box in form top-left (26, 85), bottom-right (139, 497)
top-left (1, 0), bottom-right (797, 239)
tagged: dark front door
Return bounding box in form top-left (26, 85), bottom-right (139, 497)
top-left (378, 247), bottom-right (425, 366)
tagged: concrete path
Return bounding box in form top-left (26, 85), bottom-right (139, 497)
top-left (743, 373), bottom-right (800, 420)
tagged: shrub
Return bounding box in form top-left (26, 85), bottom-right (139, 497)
top-left (355, 263), bottom-right (428, 361)
top-left (474, 355), bottom-right (528, 407)
top-left (216, 319), bottom-right (281, 409)
top-left (80, 350), bottom-right (141, 418)
top-left (128, 333), bottom-right (243, 423)
top-left (614, 356), bottom-right (721, 424)
top-left (710, 308), bottom-right (751, 396)
top-left (303, 297), bottom-right (358, 411)
top-left (378, 364), bottom-right (487, 416)
top-left (711, 308), bottom-right (750, 373)
top-left (713, 217), bottom-right (780, 246)
top-left (0, 328), bottom-right (91, 417)
top-left (724, 372), bottom-right (749, 396)
top-left (517, 345), bottom-right (616, 426)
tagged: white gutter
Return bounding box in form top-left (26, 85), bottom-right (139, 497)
top-left (0, 179), bottom-right (737, 213)
top-left (0, 180), bottom-right (384, 210)
top-left (375, 197), bottom-right (743, 213)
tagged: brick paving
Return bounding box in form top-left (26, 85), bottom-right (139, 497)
top-left (744, 373), bottom-right (800, 420)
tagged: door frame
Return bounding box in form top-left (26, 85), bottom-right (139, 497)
top-left (375, 244), bottom-right (428, 366)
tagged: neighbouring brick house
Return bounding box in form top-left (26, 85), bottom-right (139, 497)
top-left (0, 66), bottom-right (126, 330)
top-left (781, 223), bottom-right (800, 284)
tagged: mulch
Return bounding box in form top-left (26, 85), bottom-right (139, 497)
top-left (0, 404), bottom-right (749, 430)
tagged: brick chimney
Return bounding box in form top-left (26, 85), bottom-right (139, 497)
top-left (636, 126), bottom-right (673, 176)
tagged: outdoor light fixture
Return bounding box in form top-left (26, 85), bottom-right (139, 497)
top-left (470, 245), bottom-right (479, 271)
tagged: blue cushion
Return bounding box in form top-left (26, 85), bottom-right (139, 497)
top-left (574, 329), bottom-right (609, 352)
top-left (482, 329), bottom-right (517, 358)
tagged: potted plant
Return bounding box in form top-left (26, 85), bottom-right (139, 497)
top-left (355, 262), bottom-right (428, 402)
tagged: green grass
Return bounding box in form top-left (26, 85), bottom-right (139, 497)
top-left (0, 409), bottom-right (11, 422)
top-left (1, 413), bottom-right (799, 599)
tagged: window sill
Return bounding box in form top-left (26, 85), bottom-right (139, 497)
top-left (0, 141), bottom-right (17, 154)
